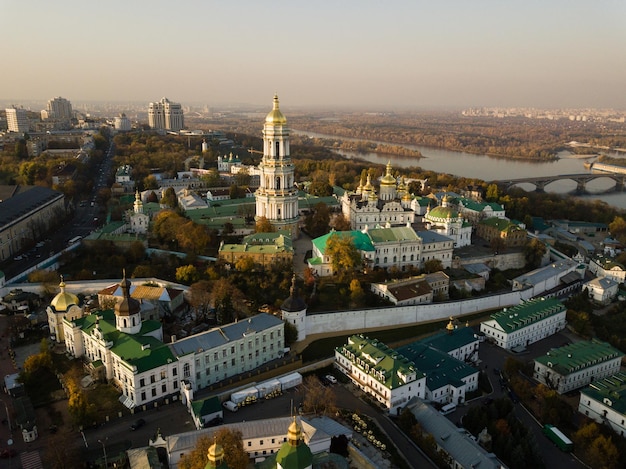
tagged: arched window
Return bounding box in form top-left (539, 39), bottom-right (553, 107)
top-left (275, 141), bottom-right (280, 157)
top-left (276, 177), bottom-right (281, 190)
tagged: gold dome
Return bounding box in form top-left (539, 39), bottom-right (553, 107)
top-left (208, 441), bottom-right (224, 463)
top-left (380, 161), bottom-right (396, 186)
top-left (287, 416), bottom-right (303, 446)
top-left (265, 94), bottom-right (287, 125)
top-left (446, 317), bottom-right (455, 332)
top-left (51, 279), bottom-right (79, 312)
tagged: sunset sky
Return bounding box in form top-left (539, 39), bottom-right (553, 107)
top-left (2, 0), bottom-right (625, 110)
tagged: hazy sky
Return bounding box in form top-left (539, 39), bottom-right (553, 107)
top-left (2, 0), bottom-right (626, 110)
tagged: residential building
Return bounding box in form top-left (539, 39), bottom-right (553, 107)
top-left (585, 276), bottom-right (619, 305)
top-left (219, 232), bottom-right (293, 269)
top-left (148, 97), bottom-right (184, 131)
top-left (335, 335), bottom-right (426, 415)
top-left (477, 217), bottom-right (527, 248)
top-left (370, 271), bottom-right (450, 305)
top-left (578, 372), bottom-right (626, 437)
top-left (5, 105), bottom-right (29, 133)
top-left (255, 95), bottom-right (299, 238)
top-left (458, 198), bottom-right (506, 226)
top-left (114, 113), bottom-right (132, 131)
top-left (534, 339), bottom-right (624, 394)
top-left (0, 185), bottom-right (66, 262)
top-left (480, 297), bottom-right (567, 350)
top-left (45, 96), bottom-right (73, 121)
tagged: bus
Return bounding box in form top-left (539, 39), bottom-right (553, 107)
top-left (543, 424), bottom-right (573, 452)
top-left (440, 403), bottom-right (457, 415)
top-left (67, 236), bottom-right (82, 246)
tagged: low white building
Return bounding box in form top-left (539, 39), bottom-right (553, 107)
top-left (585, 276), bottom-right (619, 305)
top-left (370, 272), bottom-right (450, 305)
top-left (511, 259), bottom-right (582, 297)
top-left (534, 339), bottom-right (624, 394)
top-left (480, 297), bottom-right (567, 350)
top-left (578, 372), bottom-right (626, 437)
top-left (335, 335), bottom-right (426, 415)
top-left (588, 254), bottom-right (626, 284)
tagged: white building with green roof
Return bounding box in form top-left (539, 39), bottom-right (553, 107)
top-left (480, 297), bottom-right (567, 350)
top-left (458, 198), bottom-right (506, 226)
top-left (588, 254), bottom-right (626, 284)
top-left (423, 195), bottom-right (473, 248)
top-left (64, 273), bottom-right (285, 409)
top-left (335, 335), bottom-right (426, 415)
top-left (308, 226), bottom-right (454, 277)
top-left (578, 372), bottom-right (626, 437)
top-left (534, 339), bottom-right (624, 394)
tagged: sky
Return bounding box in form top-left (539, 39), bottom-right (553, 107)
top-left (2, 0), bottom-right (626, 111)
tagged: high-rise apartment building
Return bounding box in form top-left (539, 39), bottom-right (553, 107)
top-left (114, 113), bottom-right (132, 131)
top-left (148, 97), bottom-right (184, 131)
top-left (5, 105), bottom-right (30, 133)
top-left (45, 96), bottom-right (73, 121)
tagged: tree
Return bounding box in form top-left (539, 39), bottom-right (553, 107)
top-left (178, 428), bottom-right (248, 469)
top-left (301, 375), bottom-right (337, 416)
top-left (255, 216), bottom-right (275, 233)
top-left (609, 216), bottom-right (626, 244)
top-left (349, 279), bottom-right (365, 305)
top-left (161, 187), bottom-right (178, 208)
top-left (304, 202), bottom-right (331, 237)
top-left (330, 213), bottom-right (352, 231)
top-left (523, 238), bottom-right (547, 269)
top-left (587, 434), bottom-right (620, 469)
top-left (423, 259), bottom-right (444, 274)
top-left (486, 183), bottom-right (500, 201)
top-left (325, 233), bottom-right (361, 281)
top-left (176, 265), bottom-right (199, 284)
top-left (234, 256), bottom-right (255, 272)
top-left (284, 321), bottom-right (299, 346)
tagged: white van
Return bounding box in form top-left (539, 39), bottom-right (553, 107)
top-left (440, 403), bottom-right (457, 415)
top-left (222, 400), bottom-right (238, 412)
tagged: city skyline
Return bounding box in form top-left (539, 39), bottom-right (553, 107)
top-left (2, 1), bottom-right (626, 111)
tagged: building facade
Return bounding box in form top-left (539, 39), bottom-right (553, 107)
top-left (476, 217), bottom-right (527, 248)
top-left (480, 297), bottom-right (567, 350)
top-left (45, 97), bottom-right (73, 121)
top-left (148, 97), bottom-right (184, 131)
top-left (5, 106), bottom-right (29, 133)
top-left (534, 339), bottom-right (624, 394)
top-left (335, 335), bottom-right (426, 415)
top-left (255, 95), bottom-right (299, 238)
top-left (219, 232), bottom-right (294, 268)
top-left (578, 372), bottom-right (626, 437)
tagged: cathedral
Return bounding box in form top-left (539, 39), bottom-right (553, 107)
top-left (255, 95), bottom-right (300, 239)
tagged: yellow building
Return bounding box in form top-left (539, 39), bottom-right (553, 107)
top-left (219, 232), bottom-right (293, 269)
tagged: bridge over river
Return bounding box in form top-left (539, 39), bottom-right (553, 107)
top-left (493, 172), bottom-right (626, 194)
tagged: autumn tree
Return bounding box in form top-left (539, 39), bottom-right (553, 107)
top-left (486, 183), bottom-right (500, 202)
top-left (523, 238), bottom-right (547, 269)
top-left (176, 265), bottom-right (199, 284)
top-left (609, 216), bottom-right (626, 244)
top-left (349, 279), bottom-right (365, 306)
top-left (255, 216), bottom-right (275, 233)
top-left (178, 428), bottom-right (248, 469)
top-left (211, 278), bottom-right (246, 324)
top-left (301, 375), bottom-right (337, 416)
top-left (304, 202), bottom-right (331, 237)
top-left (161, 187), bottom-right (178, 208)
top-left (330, 213), bottom-right (352, 231)
top-left (284, 321), bottom-right (299, 346)
top-left (423, 259), bottom-right (444, 274)
top-left (325, 233), bottom-right (361, 282)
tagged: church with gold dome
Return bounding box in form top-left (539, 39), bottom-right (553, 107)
top-left (340, 161), bottom-right (429, 231)
top-left (46, 276), bottom-right (82, 343)
top-left (255, 95), bottom-right (300, 239)
top-left (423, 194), bottom-right (473, 248)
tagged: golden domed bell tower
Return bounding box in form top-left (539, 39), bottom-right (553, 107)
top-left (255, 95), bottom-right (299, 238)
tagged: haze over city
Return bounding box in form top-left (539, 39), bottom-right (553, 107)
top-left (2, 0), bottom-right (626, 110)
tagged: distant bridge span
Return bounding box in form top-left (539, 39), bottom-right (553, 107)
top-left (492, 173), bottom-right (626, 194)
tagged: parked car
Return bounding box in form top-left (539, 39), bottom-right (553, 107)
top-left (325, 374), bottom-right (338, 384)
top-left (130, 418), bottom-right (146, 431)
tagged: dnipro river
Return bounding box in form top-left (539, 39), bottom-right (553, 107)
top-left (293, 130), bottom-right (626, 210)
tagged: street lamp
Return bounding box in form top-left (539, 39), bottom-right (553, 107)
top-left (97, 438), bottom-right (108, 468)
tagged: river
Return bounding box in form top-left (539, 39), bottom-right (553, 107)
top-left (293, 130), bottom-right (626, 210)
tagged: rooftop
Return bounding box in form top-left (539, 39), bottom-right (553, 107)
top-left (487, 297), bottom-right (566, 334)
top-left (535, 339), bottom-right (624, 375)
top-left (581, 372), bottom-right (626, 415)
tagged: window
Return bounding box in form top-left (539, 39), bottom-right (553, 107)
top-left (141, 391), bottom-right (146, 401)
top-left (161, 370), bottom-right (166, 380)
top-left (162, 384), bottom-right (167, 393)
top-left (150, 375), bottom-right (156, 384)
top-left (151, 388), bottom-right (157, 397)
top-left (173, 367), bottom-right (177, 376)
top-left (183, 363), bottom-right (190, 378)
top-left (140, 378), bottom-right (145, 387)
top-left (173, 381), bottom-right (178, 389)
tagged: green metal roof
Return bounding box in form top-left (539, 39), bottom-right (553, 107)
top-left (580, 372), bottom-right (626, 415)
top-left (71, 310), bottom-right (176, 373)
top-left (312, 230), bottom-right (374, 255)
top-left (535, 339), bottom-right (624, 376)
top-left (367, 226), bottom-right (420, 243)
top-left (479, 217), bottom-right (523, 233)
top-left (336, 335), bottom-right (424, 390)
top-left (220, 233), bottom-right (293, 254)
top-left (489, 297), bottom-right (566, 333)
top-left (191, 396), bottom-right (221, 418)
top-left (428, 206), bottom-right (459, 219)
top-left (418, 327), bottom-right (477, 354)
